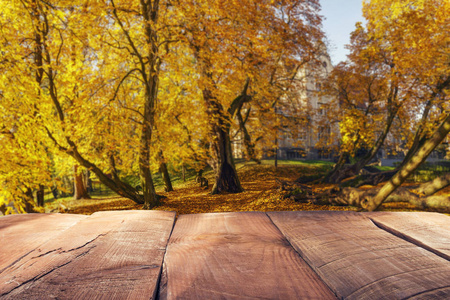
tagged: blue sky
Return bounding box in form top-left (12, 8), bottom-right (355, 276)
top-left (320, 0), bottom-right (365, 65)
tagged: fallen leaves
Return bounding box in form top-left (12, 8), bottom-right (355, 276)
top-left (55, 162), bottom-right (448, 215)
top-left (64, 164), bottom-right (357, 215)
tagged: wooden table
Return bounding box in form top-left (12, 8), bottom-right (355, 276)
top-left (0, 211), bottom-right (449, 299)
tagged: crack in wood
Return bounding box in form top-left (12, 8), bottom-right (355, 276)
top-left (62, 232), bottom-right (109, 253)
top-left (369, 218), bottom-right (450, 262)
top-left (1, 232), bottom-right (109, 285)
top-left (32, 248), bottom-right (62, 259)
top-left (0, 246), bottom-right (95, 298)
top-left (0, 250), bottom-right (34, 275)
top-left (405, 285), bottom-right (450, 299)
top-left (156, 210), bottom-right (178, 300)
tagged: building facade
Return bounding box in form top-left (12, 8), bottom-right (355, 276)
top-left (274, 50), bottom-right (337, 160)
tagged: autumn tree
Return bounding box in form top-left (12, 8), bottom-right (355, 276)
top-left (99, 0), bottom-right (167, 208)
top-left (323, 23), bottom-right (404, 184)
top-left (171, 0), bottom-right (323, 194)
top-left (361, 0), bottom-right (450, 210)
top-left (0, 0), bottom-right (163, 208)
top-left (0, 122), bottom-right (51, 213)
top-left (284, 0), bottom-right (449, 211)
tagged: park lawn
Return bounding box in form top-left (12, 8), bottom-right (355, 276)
top-left (45, 160), bottom-right (448, 215)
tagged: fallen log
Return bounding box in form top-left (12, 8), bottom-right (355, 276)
top-left (281, 182), bottom-right (450, 212)
top-left (340, 170), bottom-right (397, 188)
top-left (417, 173), bottom-right (450, 196)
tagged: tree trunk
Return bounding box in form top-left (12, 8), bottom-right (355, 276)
top-left (195, 169), bottom-right (204, 181)
top-left (322, 152), bottom-right (348, 183)
top-left (209, 119), bottom-right (243, 194)
top-left (31, 1), bottom-right (45, 210)
top-left (418, 173), bottom-right (450, 196)
top-left (159, 151), bottom-right (173, 192)
top-left (73, 165), bottom-right (91, 200)
top-left (138, 0), bottom-right (161, 209)
top-left (365, 113), bottom-right (450, 211)
top-left (24, 188), bottom-right (35, 213)
top-left (66, 145), bottom-right (144, 203)
top-left (274, 138), bottom-right (278, 168)
top-left (338, 187), bottom-right (449, 212)
top-left (83, 170), bottom-right (92, 193)
top-left (203, 89), bottom-right (243, 194)
top-left (139, 125), bottom-right (158, 208)
top-left (283, 184), bottom-right (449, 213)
top-left (0, 203), bottom-right (6, 215)
top-left (36, 184), bottom-right (45, 207)
top-left (236, 106), bottom-right (261, 164)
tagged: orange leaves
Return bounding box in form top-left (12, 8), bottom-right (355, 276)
top-left (363, 0), bottom-right (449, 79)
top-left (0, 0), bottom-right (326, 206)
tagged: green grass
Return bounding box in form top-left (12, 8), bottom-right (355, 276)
top-left (259, 159), bottom-right (333, 166)
top-left (408, 161), bottom-right (450, 183)
top-left (375, 166), bottom-right (395, 171)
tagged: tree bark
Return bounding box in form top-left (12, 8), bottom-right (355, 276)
top-left (203, 88), bottom-right (243, 194)
top-left (24, 188), bottom-right (36, 213)
top-left (31, 0), bottom-right (45, 210)
top-left (159, 151), bottom-right (173, 192)
top-left (418, 173), bottom-right (450, 196)
top-left (274, 137), bottom-right (278, 168)
top-left (236, 106), bottom-right (261, 164)
top-left (104, 0), bottom-right (161, 208)
top-left (83, 170), bottom-right (92, 193)
top-left (283, 184), bottom-right (449, 213)
top-left (138, 126), bottom-right (158, 208)
top-left (0, 203), bottom-right (6, 215)
top-left (73, 165), bottom-right (91, 200)
top-left (36, 185), bottom-right (45, 207)
top-left (138, 0), bottom-right (160, 209)
top-left (365, 113), bottom-right (450, 211)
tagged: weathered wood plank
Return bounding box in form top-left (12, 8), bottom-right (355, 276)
top-left (0, 210), bottom-right (175, 299)
top-left (159, 212), bottom-right (336, 299)
top-left (268, 211), bottom-right (450, 300)
top-left (0, 214), bottom-right (87, 273)
top-left (366, 212), bottom-right (450, 261)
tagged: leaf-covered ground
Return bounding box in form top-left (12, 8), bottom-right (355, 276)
top-left (48, 161), bottom-right (449, 215)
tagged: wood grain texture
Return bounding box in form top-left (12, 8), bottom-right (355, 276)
top-left (0, 214), bottom-right (87, 273)
top-left (366, 212), bottom-right (450, 261)
top-left (0, 210), bottom-right (175, 300)
top-left (268, 211), bottom-right (450, 300)
top-left (159, 212), bottom-right (336, 299)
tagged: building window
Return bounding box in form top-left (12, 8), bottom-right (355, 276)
top-left (318, 103), bottom-right (326, 115)
top-left (318, 125), bottom-right (331, 140)
top-left (298, 129), bottom-right (307, 141)
top-left (316, 82), bottom-right (322, 91)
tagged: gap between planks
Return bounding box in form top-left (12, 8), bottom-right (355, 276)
top-left (365, 212), bottom-right (450, 262)
top-left (369, 218), bottom-right (450, 262)
top-left (266, 211), bottom-right (450, 300)
top-left (158, 212), bottom-right (337, 299)
top-left (264, 211), bottom-right (339, 298)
